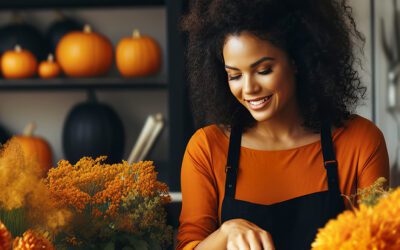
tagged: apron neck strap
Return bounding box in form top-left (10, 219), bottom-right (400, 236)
top-left (225, 124), bottom-right (242, 199)
top-left (320, 120), bottom-right (341, 197)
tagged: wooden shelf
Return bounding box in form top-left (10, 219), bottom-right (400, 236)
top-left (0, 0), bottom-right (164, 10)
top-left (0, 76), bottom-right (168, 91)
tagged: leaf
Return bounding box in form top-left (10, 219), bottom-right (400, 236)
top-left (103, 242), bottom-right (115, 250)
top-left (0, 208), bottom-right (29, 236)
top-left (147, 240), bottom-right (162, 250)
top-left (125, 237), bottom-right (149, 250)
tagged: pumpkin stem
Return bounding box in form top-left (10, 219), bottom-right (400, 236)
top-left (83, 24), bottom-right (92, 33)
top-left (132, 29), bottom-right (141, 38)
top-left (14, 45), bottom-right (22, 52)
top-left (87, 90), bottom-right (98, 103)
top-left (47, 54), bottom-right (55, 62)
top-left (23, 122), bottom-right (36, 136)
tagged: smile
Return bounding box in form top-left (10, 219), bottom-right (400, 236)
top-left (246, 95), bottom-right (273, 110)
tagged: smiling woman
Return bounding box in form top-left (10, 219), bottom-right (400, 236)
top-left (177, 0), bottom-right (390, 250)
top-left (223, 33), bottom-right (297, 126)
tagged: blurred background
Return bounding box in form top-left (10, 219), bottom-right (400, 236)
top-left (0, 0), bottom-right (190, 195)
top-left (0, 0), bottom-right (399, 200)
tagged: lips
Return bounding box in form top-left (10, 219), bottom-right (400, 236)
top-left (245, 95), bottom-right (272, 102)
top-left (245, 95), bottom-right (273, 110)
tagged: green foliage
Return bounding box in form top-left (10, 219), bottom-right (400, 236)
top-left (0, 207), bottom-right (29, 237)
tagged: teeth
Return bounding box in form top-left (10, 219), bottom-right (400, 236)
top-left (250, 98), bottom-right (267, 105)
top-left (248, 95), bottom-right (272, 106)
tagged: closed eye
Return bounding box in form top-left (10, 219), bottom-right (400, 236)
top-left (258, 68), bottom-right (272, 75)
top-left (228, 74), bottom-right (241, 81)
top-left (227, 68), bottom-right (272, 81)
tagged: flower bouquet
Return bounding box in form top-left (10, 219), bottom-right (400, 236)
top-left (312, 177), bottom-right (400, 250)
top-left (0, 138), bottom-right (173, 249)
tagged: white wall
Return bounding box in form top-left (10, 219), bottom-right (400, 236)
top-left (349, 0), bottom-right (400, 187)
top-left (350, 0), bottom-right (373, 120)
top-left (374, 0), bottom-right (400, 186)
top-left (0, 7), bottom-right (169, 166)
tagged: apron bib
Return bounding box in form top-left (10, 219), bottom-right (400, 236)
top-left (221, 120), bottom-right (345, 250)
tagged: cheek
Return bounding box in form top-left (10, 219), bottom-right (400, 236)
top-left (228, 82), bottom-right (242, 100)
top-left (266, 71), bottom-right (295, 93)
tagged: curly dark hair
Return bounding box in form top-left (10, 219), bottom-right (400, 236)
top-left (181, 0), bottom-right (367, 132)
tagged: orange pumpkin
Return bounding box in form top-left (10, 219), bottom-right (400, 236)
top-left (116, 29), bottom-right (161, 77)
top-left (1, 45), bottom-right (37, 79)
top-left (14, 122), bottom-right (53, 177)
top-left (38, 54), bottom-right (61, 79)
top-left (56, 24), bottom-right (113, 77)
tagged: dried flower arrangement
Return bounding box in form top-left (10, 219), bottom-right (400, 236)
top-left (0, 138), bottom-right (173, 249)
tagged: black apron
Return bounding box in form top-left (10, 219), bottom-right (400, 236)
top-left (221, 120), bottom-right (345, 250)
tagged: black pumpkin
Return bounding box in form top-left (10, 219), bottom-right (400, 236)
top-left (62, 92), bottom-right (125, 164)
top-left (46, 13), bottom-right (82, 55)
top-left (0, 15), bottom-right (48, 61)
top-left (0, 122), bottom-right (11, 145)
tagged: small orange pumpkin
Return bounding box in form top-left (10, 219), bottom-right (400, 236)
top-left (14, 122), bottom-right (53, 177)
top-left (38, 54), bottom-right (61, 79)
top-left (1, 45), bottom-right (37, 79)
top-left (116, 29), bottom-right (161, 77)
top-left (56, 24), bottom-right (113, 77)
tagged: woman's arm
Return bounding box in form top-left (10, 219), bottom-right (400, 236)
top-left (177, 129), bottom-right (275, 250)
top-left (177, 129), bottom-right (220, 249)
top-left (357, 125), bottom-right (390, 189)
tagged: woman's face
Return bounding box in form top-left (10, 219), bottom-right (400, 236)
top-left (223, 32), bottom-right (297, 123)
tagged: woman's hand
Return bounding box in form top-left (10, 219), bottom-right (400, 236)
top-left (220, 218), bottom-right (275, 250)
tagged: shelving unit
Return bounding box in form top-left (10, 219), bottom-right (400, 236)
top-left (0, 77), bottom-right (167, 90)
top-left (0, 0), bottom-right (164, 9)
top-left (0, 0), bottom-right (193, 193)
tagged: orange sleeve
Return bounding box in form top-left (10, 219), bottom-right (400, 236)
top-left (182, 241), bottom-right (202, 250)
top-left (176, 129), bottom-right (219, 250)
top-left (357, 124), bottom-right (390, 189)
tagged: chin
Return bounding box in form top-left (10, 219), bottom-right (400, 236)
top-left (249, 111), bottom-right (274, 122)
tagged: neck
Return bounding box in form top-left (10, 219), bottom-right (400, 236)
top-left (252, 99), bottom-right (307, 141)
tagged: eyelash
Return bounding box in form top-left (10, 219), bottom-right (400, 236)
top-left (228, 68), bottom-right (273, 81)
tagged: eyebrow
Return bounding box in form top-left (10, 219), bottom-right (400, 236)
top-left (225, 56), bottom-right (275, 70)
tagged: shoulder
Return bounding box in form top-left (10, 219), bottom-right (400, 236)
top-left (187, 124), bottom-right (227, 147)
top-left (340, 114), bottom-right (383, 139)
top-left (185, 124), bottom-right (227, 157)
top-left (335, 114), bottom-right (386, 151)
top-left (182, 124), bottom-right (228, 175)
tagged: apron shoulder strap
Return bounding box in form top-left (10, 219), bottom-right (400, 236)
top-left (225, 124), bottom-right (242, 199)
top-left (320, 120), bottom-right (341, 196)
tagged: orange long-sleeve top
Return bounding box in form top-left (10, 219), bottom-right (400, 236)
top-left (176, 115), bottom-right (390, 250)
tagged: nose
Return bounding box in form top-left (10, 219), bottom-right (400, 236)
top-left (243, 74), bottom-right (260, 94)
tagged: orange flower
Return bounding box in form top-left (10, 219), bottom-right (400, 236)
top-left (44, 156), bottom-right (172, 242)
top-left (312, 187), bottom-right (400, 250)
top-left (13, 230), bottom-right (55, 250)
top-left (0, 221), bottom-right (11, 250)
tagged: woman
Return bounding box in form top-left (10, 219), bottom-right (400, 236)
top-left (177, 0), bottom-right (390, 249)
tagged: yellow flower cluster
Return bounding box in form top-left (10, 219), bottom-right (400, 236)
top-left (312, 185), bottom-right (400, 250)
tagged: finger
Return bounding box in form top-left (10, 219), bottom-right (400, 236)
top-left (236, 234), bottom-right (250, 250)
top-left (259, 231), bottom-right (275, 250)
top-left (247, 230), bottom-right (262, 250)
top-left (227, 241), bottom-right (239, 250)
